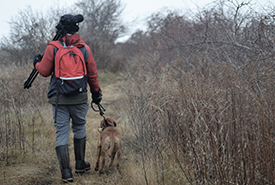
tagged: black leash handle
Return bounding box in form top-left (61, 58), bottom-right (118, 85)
top-left (91, 103), bottom-right (106, 118)
top-left (91, 103), bottom-right (113, 129)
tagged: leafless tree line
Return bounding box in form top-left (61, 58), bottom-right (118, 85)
top-left (0, 0), bottom-right (126, 71)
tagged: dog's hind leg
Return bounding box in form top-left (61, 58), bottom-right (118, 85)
top-left (109, 151), bottom-right (116, 168)
top-left (94, 145), bottom-right (101, 171)
top-left (116, 150), bottom-right (121, 173)
top-left (99, 149), bottom-right (106, 174)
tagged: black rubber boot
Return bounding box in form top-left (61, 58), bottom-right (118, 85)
top-left (55, 145), bottom-right (73, 183)
top-left (74, 137), bottom-right (91, 174)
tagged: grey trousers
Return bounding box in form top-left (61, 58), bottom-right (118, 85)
top-left (52, 102), bottom-right (89, 147)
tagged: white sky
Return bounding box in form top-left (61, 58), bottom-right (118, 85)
top-left (0, 0), bottom-right (272, 41)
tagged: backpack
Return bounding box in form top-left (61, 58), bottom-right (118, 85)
top-left (49, 40), bottom-right (87, 96)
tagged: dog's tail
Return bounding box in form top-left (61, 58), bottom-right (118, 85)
top-left (108, 133), bottom-right (115, 157)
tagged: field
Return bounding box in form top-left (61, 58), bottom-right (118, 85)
top-left (0, 65), bottom-right (140, 184)
top-left (0, 59), bottom-right (274, 184)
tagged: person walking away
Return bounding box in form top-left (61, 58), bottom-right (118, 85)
top-left (33, 14), bottom-right (102, 183)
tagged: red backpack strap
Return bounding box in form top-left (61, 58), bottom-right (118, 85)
top-left (48, 40), bottom-right (64, 49)
top-left (48, 41), bottom-right (64, 77)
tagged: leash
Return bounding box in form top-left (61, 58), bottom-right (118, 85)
top-left (91, 103), bottom-right (113, 131)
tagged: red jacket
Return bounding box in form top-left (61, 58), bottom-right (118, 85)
top-left (36, 34), bottom-right (100, 93)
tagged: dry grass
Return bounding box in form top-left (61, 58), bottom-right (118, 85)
top-left (0, 64), bottom-right (139, 185)
top-left (0, 56), bottom-right (274, 184)
top-left (122, 55), bottom-right (275, 184)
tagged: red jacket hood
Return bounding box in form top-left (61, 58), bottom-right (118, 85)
top-left (61, 34), bottom-right (85, 47)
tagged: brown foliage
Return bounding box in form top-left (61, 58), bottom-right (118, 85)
top-left (119, 1), bottom-right (275, 184)
top-left (122, 54), bottom-right (275, 184)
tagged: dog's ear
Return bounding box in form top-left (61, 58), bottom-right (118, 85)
top-left (113, 120), bottom-right (117, 127)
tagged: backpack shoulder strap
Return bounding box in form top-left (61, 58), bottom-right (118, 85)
top-left (48, 40), bottom-right (64, 49)
top-left (78, 46), bottom-right (89, 63)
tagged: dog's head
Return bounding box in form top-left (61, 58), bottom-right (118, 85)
top-left (100, 118), bottom-right (117, 127)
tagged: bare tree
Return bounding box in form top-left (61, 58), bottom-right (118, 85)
top-left (0, 6), bottom-right (57, 65)
top-left (76, 0), bottom-right (127, 70)
top-left (123, 0), bottom-right (275, 70)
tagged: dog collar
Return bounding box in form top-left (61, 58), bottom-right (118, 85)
top-left (97, 122), bottom-right (114, 132)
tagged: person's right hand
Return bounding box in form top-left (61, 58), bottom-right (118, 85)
top-left (92, 89), bottom-right (102, 105)
top-left (33, 54), bottom-right (42, 68)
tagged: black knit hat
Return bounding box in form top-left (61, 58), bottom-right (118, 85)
top-left (56, 14), bottom-right (79, 34)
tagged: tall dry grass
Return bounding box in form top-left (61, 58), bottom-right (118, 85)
top-left (0, 64), bottom-right (49, 164)
top-left (122, 55), bottom-right (275, 184)
top-left (0, 64), bottom-right (57, 184)
top-left (0, 63), bottom-right (153, 185)
top-left (0, 55), bottom-right (274, 185)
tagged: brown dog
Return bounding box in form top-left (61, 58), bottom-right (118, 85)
top-left (95, 118), bottom-right (121, 174)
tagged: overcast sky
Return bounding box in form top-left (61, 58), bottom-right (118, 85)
top-left (0, 0), bottom-right (271, 41)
